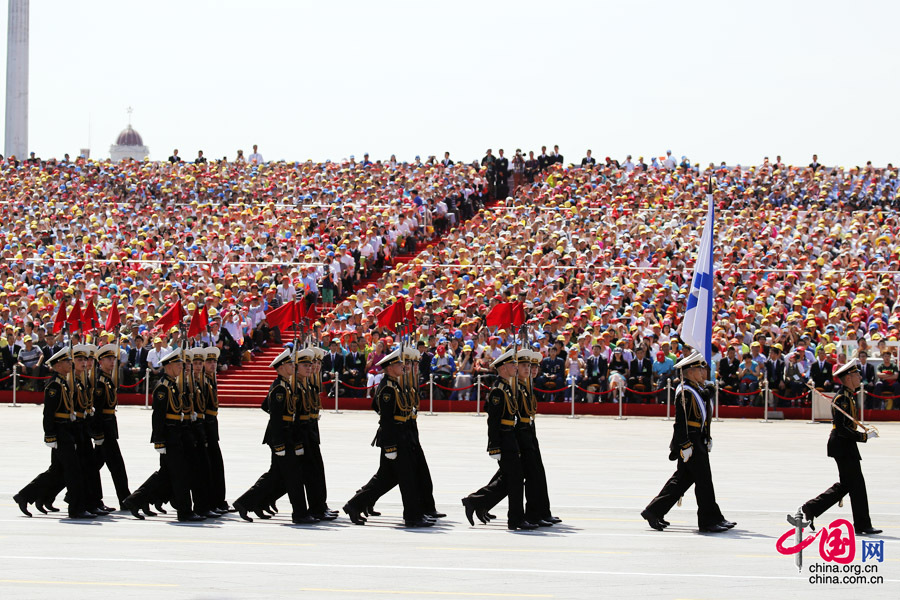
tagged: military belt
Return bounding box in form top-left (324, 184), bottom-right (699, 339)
top-left (394, 415), bottom-right (409, 422)
top-left (282, 415), bottom-right (294, 422)
top-left (54, 412), bottom-right (72, 420)
top-left (296, 415), bottom-right (311, 421)
top-left (687, 420), bottom-right (704, 428)
top-left (500, 418), bottom-right (516, 426)
top-left (165, 413), bottom-right (184, 421)
top-left (205, 410), bottom-right (218, 416)
top-left (195, 414), bottom-right (205, 420)
top-left (102, 409), bottom-right (116, 415)
top-left (519, 417), bottom-right (531, 424)
top-left (73, 412), bottom-right (86, 419)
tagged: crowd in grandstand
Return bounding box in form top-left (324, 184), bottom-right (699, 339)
top-left (1, 148), bottom-right (899, 409)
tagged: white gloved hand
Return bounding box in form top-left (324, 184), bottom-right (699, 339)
top-left (680, 446), bottom-right (693, 462)
top-left (70, 413), bottom-right (76, 422)
top-left (275, 450), bottom-right (286, 457)
top-left (295, 448), bottom-right (305, 456)
top-left (385, 451), bottom-right (398, 460)
top-left (156, 447), bottom-right (166, 455)
top-left (191, 411), bottom-right (198, 422)
top-left (95, 439), bottom-right (105, 446)
top-left (490, 453), bottom-right (501, 461)
top-left (45, 441), bottom-right (57, 449)
top-left (707, 439), bottom-right (713, 452)
top-left (867, 430), bottom-right (879, 440)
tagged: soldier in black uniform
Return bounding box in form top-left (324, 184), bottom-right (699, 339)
top-left (123, 348), bottom-right (204, 522)
top-left (800, 360), bottom-right (882, 535)
top-left (303, 347), bottom-right (338, 519)
top-left (233, 349), bottom-right (316, 524)
top-left (642, 351), bottom-right (736, 533)
top-left (73, 344), bottom-right (107, 515)
top-left (15, 347), bottom-right (93, 519)
top-left (188, 349), bottom-right (216, 518)
top-left (91, 343), bottom-right (131, 508)
top-left (202, 347), bottom-right (231, 513)
top-left (461, 348), bottom-right (538, 530)
top-left (343, 347), bottom-right (432, 527)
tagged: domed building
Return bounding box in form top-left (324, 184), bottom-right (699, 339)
top-left (109, 123), bottom-right (149, 162)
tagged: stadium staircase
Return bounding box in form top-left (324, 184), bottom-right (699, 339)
top-left (215, 250), bottom-right (421, 406)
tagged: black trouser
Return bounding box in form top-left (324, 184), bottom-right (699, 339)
top-left (18, 424), bottom-right (86, 515)
top-left (236, 449), bottom-right (309, 518)
top-left (44, 420), bottom-right (100, 509)
top-left (645, 443), bottom-right (724, 527)
top-left (409, 422), bottom-right (436, 514)
top-left (94, 418), bottom-right (130, 504)
top-left (206, 434), bottom-right (228, 508)
top-left (346, 437), bottom-right (422, 522)
top-left (481, 427), bottom-right (551, 522)
top-left (302, 440), bottom-right (328, 514)
top-left (803, 456), bottom-right (872, 530)
top-left (465, 432), bottom-right (525, 525)
top-left (187, 428), bottom-right (212, 514)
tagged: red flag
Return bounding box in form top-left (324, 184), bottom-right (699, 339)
top-left (485, 302), bottom-right (512, 328)
top-left (82, 301), bottom-right (100, 332)
top-left (511, 301), bottom-right (525, 327)
top-left (155, 301), bottom-right (187, 332)
top-left (52, 302), bottom-right (67, 334)
top-left (66, 299), bottom-right (83, 333)
top-left (187, 305), bottom-right (209, 338)
top-left (105, 300), bottom-right (121, 332)
top-left (265, 300), bottom-right (295, 332)
top-left (294, 297), bottom-right (307, 326)
top-left (376, 300), bottom-right (404, 333)
top-left (399, 303), bottom-right (415, 336)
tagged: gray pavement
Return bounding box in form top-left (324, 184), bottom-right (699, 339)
top-left (1, 405), bottom-right (898, 599)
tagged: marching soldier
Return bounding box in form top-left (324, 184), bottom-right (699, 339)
top-left (343, 347), bottom-right (433, 527)
top-left (799, 359), bottom-right (882, 535)
top-left (233, 349), bottom-right (316, 524)
top-left (15, 347), bottom-right (93, 519)
top-left (642, 351), bottom-right (736, 533)
top-left (202, 347), bottom-right (231, 513)
top-left (92, 343), bottom-right (131, 508)
top-left (188, 348), bottom-right (216, 518)
top-left (303, 347), bottom-right (337, 520)
top-left (462, 347), bottom-right (538, 530)
top-left (74, 344), bottom-right (107, 515)
top-left (123, 348), bottom-right (204, 522)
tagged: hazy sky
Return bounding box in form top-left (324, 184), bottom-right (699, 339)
top-left (2, 0), bottom-right (897, 166)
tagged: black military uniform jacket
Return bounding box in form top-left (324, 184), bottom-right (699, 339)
top-left (827, 387), bottom-right (867, 460)
top-left (374, 376), bottom-right (410, 454)
top-left (668, 380), bottom-right (713, 460)
top-left (151, 374), bottom-right (184, 449)
top-left (486, 378), bottom-right (518, 456)
top-left (42, 373), bottom-right (73, 445)
top-left (514, 381), bottom-right (536, 452)
top-left (190, 376), bottom-right (207, 447)
top-left (203, 375), bottom-right (220, 441)
top-left (292, 378), bottom-right (312, 451)
top-left (262, 375), bottom-right (294, 454)
top-left (92, 371), bottom-right (117, 441)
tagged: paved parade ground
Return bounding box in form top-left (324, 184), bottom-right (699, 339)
top-left (1, 406), bottom-right (898, 600)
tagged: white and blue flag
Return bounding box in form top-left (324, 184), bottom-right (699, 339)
top-left (681, 187), bottom-right (715, 365)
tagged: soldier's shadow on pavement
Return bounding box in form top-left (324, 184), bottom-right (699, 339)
top-left (165, 521), bottom-right (225, 528)
top-left (662, 526), bottom-right (771, 540)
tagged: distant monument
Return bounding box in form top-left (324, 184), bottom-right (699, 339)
top-left (109, 107), bottom-right (149, 161)
top-left (4, 0), bottom-right (29, 158)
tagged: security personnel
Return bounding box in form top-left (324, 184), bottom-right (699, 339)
top-left (535, 345), bottom-right (565, 402)
top-left (462, 347), bottom-right (537, 530)
top-left (233, 349), bottom-right (316, 524)
top-left (124, 348), bottom-right (203, 522)
top-left (800, 359), bottom-right (882, 535)
top-left (202, 347), bottom-right (231, 513)
top-left (343, 347), bottom-right (432, 527)
top-left (642, 351), bottom-right (735, 533)
top-left (188, 348), bottom-right (216, 518)
top-left (92, 343), bottom-right (131, 508)
top-left (14, 347), bottom-right (93, 519)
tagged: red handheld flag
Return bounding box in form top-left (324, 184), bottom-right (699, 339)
top-left (187, 305), bottom-right (209, 338)
top-left (52, 302), bottom-right (67, 334)
top-left (294, 297), bottom-right (307, 326)
top-left (66, 299), bottom-right (83, 333)
top-left (511, 301), bottom-right (525, 327)
top-left (485, 302), bottom-right (512, 328)
top-left (105, 300), bottom-right (121, 332)
top-left (376, 300), bottom-right (404, 333)
top-left (265, 300), bottom-right (295, 332)
top-left (82, 301), bottom-right (100, 332)
top-left (155, 301), bottom-right (187, 332)
top-left (401, 303), bottom-right (415, 336)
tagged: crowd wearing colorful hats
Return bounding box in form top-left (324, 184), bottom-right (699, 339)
top-left (2, 150), bottom-right (900, 409)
